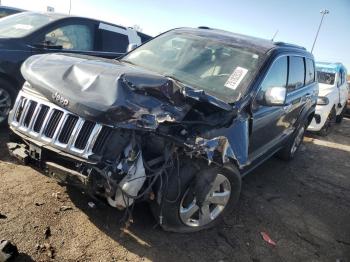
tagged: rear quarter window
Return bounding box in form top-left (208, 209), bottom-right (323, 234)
top-left (288, 56), bottom-right (305, 91)
top-left (305, 58), bottom-right (315, 85)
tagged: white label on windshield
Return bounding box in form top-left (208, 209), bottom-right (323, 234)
top-left (224, 67), bottom-right (248, 90)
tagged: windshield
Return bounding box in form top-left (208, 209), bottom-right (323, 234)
top-left (317, 71), bottom-right (335, 85)
top-left (0, 12), bottom-right (58, 38)
top-left (122, 31), bottom-right (262, 103)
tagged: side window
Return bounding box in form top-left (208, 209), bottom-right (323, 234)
top-left (45, 24), bottom-right (93, 51)
top-left (288, 56), bottom-right (305, 91)
top-left (100, 30), bottom-right (129, 53)
top-left (260, 56), bottom-right (288, 92)
top-left (305, 59), bottom-right (315, 85)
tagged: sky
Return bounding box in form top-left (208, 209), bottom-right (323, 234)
top-left (2, 0), bottom-right (350, 70)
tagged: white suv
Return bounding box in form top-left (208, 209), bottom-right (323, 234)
top-left (308, 62), bottom-right (349, 136)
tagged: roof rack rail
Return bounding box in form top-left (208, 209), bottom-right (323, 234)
top-left (274, 42), bottom-right (306, 50)
top-left (198, 26), bottom-right (210, 29)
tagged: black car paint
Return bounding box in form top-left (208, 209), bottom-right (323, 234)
top-left (0, 13), bottom-right (151, 93)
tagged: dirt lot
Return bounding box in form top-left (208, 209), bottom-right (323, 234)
top-left (1, 119), bottom-right (350, 262)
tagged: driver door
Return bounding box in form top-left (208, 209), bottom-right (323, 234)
top-left (249, 56), bottom-right (290, 161)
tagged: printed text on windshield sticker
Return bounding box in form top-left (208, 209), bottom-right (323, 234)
top-left (224, 67), bottom-right (248, 90)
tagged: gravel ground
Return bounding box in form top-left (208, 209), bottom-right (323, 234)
top-left (0, 119), bottom-right (350, 262)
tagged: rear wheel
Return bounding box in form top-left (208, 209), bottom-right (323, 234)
top-left (277, 121), bottom-right (307, 161)
top-left (0, 79), bottom-right (16, 127)
top-left (151, 162), bottom-right (241, 233)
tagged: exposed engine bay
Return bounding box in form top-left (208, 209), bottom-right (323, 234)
top-left (8, 52), bottom-right (250, 230)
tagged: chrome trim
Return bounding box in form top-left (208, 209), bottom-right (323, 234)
top-left (9, 90), bottom-right (107, 159)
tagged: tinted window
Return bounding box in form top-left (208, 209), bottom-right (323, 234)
top-left (288, 56), bottom-right (305, 91)
top-left (45, 24), bottom-right (93, 51)
top-left (260, 56), bottom-right (288, 92)
top-left (100, 30), bottom-right (129, 53)
top-left (305, 59), bottom-right (315, 85)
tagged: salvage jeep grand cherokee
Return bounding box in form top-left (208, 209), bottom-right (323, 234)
top-left (7, 28), bottom-right (318, 232)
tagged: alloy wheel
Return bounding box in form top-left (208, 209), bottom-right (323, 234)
top-left (291, 126), bottom-right (305, 155)
top-left (179, 174), bottom-right (231, 227)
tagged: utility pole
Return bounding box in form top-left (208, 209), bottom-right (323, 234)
top-left (311, 9), bottom-right (329, 53)
top-left (69, 0), bottom-right (72, 15)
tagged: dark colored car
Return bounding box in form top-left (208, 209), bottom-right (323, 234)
top-left (0, 6), bottom-right (24, 18)
top-left (0, 12), bottom-right (151, 125)
top-left (7, 28), bottom-right (318, 232)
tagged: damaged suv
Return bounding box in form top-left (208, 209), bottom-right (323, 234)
top-left (7, 28), bottom-right (318, 232)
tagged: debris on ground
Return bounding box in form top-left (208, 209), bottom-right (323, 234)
top-left (260, 232), bottom-right (276, 246)
top-left (88, 202), bottom-right (96, 209)
top-left (0, 213), bottom-right (6, 220)
top-left (52, 192), bottom-right (61, 199)
top-left (35, 201), bottom-right (45, 206)
top-left (44, 227), bottom-right (51, 239)
top-left (36, 243), bottom-right (55, 259)
top-left (59, 206), bottom-right (72, 212)
top-left (0, 240), bottom-right (18, 262)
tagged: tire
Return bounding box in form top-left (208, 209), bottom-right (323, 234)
top-left (277, 121), bottom-right (307, 161)
top-left (318, 107), bottom-right (336, 137)
top-left (335, 106), bottom-right (345, 124)
top-left (150, 160), bottom-right (241, 233)
top-left (0, 79), bottom-right (16, 127)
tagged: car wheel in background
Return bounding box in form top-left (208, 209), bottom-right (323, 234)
top-left (319, 107), bottom-right (336, 136)
top-left (335, 105), bottom-right (346, 124)
top-left (0, 79), bottom-right (16, 127)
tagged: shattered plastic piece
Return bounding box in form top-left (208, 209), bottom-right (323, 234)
top-left (0, 240), bottom-right (18, 262)
top-left (260, 231), bottom-right (276, 246)
top-left (88, 202), bottom-right (96, 209)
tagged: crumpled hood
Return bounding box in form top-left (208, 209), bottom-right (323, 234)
top-left (21, 53), bottom-right (232, 129)
top-left (318, 83), bottom-right (336, 97)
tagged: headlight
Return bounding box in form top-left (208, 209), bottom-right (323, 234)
top-left (317, 96), bottom-right (329, 105)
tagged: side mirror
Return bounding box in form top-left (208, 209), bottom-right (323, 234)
top-left (127, 43), bottom-right (138, 52)
top-left (262, 86), bottom-right (287, 106)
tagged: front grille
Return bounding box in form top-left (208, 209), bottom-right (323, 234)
top-left (58, 115), bottom-right (78, 144)
top-left (44, 110), bottom-right (64, 138)
top-left (10, 90), bottom-right (111, 159)
top-left (23, 101), bottom-right (37, 128)
top-left (33, 105), bottom-right (49, 133)
top-left (92, 126), bottom-right (112, 154)
top-left (74, 121), bottom-right (95, 150)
